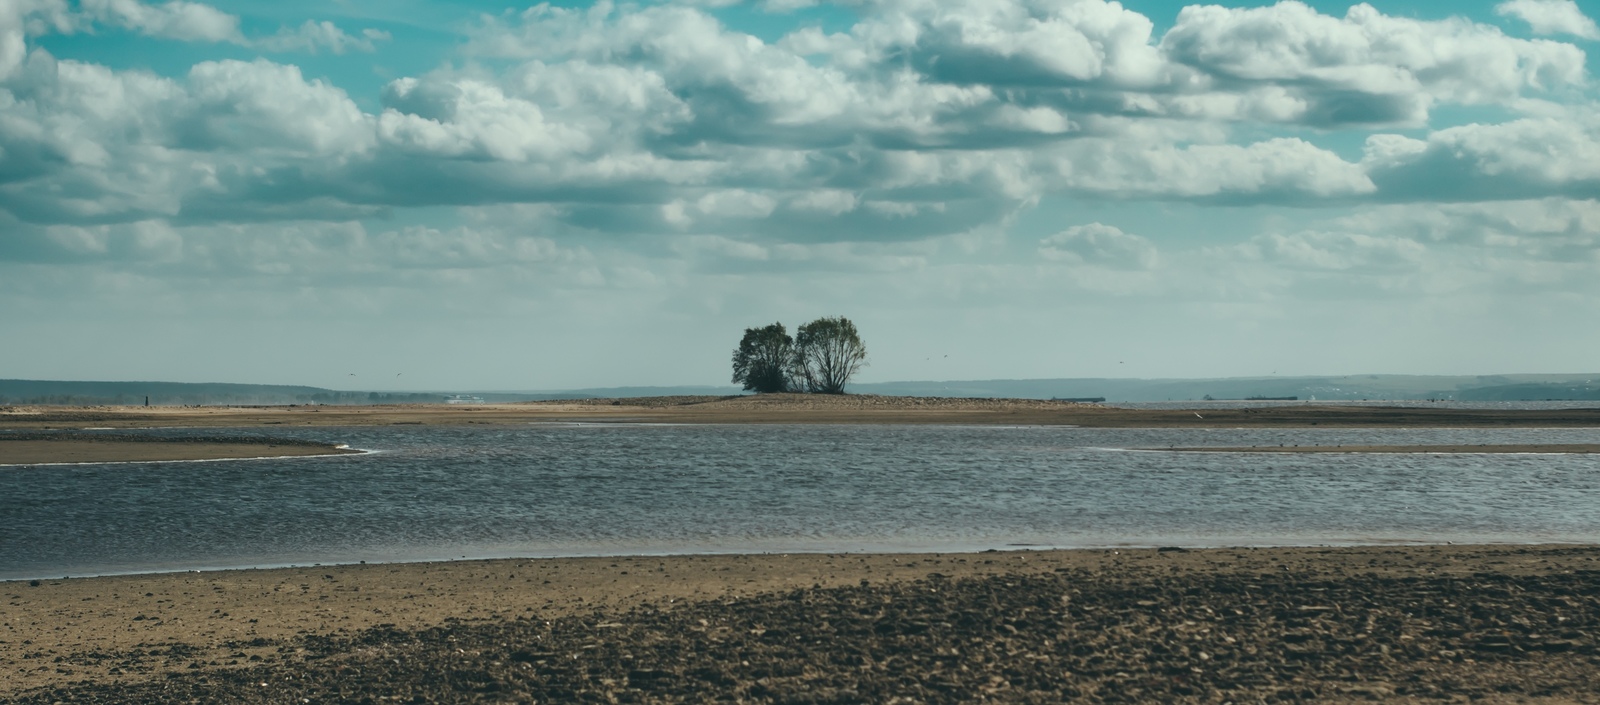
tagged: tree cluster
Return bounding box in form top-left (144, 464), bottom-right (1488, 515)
top-left (731, 316), bottom-right (868, 394)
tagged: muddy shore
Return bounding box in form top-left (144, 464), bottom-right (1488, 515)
top-left (0, 431), bottom-right (360, 465)
top-left (5, 544), bottom-right (1598, 703)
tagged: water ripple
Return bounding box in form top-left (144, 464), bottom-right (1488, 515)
top-left (2, 424), bottom-right (1598, 579)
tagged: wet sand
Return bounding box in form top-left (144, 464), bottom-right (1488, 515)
top-left (5, 544), bottom-right (1597, 703)
top-left (0, 432), bottom-right (359, 465)
top-left (6, 395), bottom-right (1600, 463)
top-left (5, 396), bottom-right (1599, 463)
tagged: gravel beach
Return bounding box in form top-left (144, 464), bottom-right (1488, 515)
top-left (5, 544), bottom-right (1598, 703)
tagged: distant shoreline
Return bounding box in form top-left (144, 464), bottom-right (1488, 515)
top-left (6, 393), bottom-right (1600, 429)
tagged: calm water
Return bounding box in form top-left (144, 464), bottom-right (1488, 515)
top-left (3, 424), bottom-right (1599, 581)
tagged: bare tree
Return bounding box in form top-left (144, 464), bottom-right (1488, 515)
top-left (793, 316), bottom-right (867, 394)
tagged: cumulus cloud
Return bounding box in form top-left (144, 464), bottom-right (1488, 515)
top-left (1046, 137), bottom-right (1376, 202)
top-left (0, 0), bottom-right (73, 80)
top-left (1039, 223), bottom-right (1158, 269)
top-left (1162, 1), bottom-right (1587, 116)
top-left (1496, 0), bottom-right (1600, 40)
top-left (1363, 115), bottom-right (1600, 201)
top-left (184, 60), bottom-right (375, 156)
top-left (0, 53), bottom-right (378, 224)
top-left (1, 0), bottom-right (1596, 244)
top-left (877, 0), bottom-right (1172, 89)
top-left (78, 0), bottom-right (241, 43)
top-left (377, 77), bottom-right (592, 162)
top-left (6, 0), bottom-right (387, 57)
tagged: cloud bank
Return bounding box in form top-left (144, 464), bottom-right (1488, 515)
top-left (1, 0), bottom-right (1598, 386)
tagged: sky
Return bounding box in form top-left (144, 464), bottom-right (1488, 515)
top-left (1, 0), bottom-right (1598, 392)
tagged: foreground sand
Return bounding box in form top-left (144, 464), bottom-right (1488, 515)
top-left (5, 544), bottom-right (1598, 703)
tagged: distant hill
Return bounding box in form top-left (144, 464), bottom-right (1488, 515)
top-left (850, 374), bottom-right (1600, 402)
top-left (0, 380), bottom-right (747, 406)
top-left (0, 380), bottom-right (441, 406)
top-left (508, 386), bottom-right (747, 401)
top-left (1456, 383), bottom-right (1600, 402)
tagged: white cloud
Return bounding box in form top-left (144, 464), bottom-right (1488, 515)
top-left (377, 77), bottom-right (590, 162)
top-left (1039, 222), bottom-right (1158, 269)
top-left (257, 21), bottom-right (391, 54)
top-left (871, 0), bottom-right (1172, 89)
top-left (1241, 231), bottom-right (1426, 271)
top-left (1162, 1), bottom-right (1587, 115)
top-left (0, 0), bottom-right (73, 80)
top-left (1496, 0), bottom-right (1600, 40)
top-left (79, 0), bottom-right (242, 43)
top-left (1049, 137), bottom-right (1376, 201)
top-left (186, 60), bottom-right (375, 156)
top-left (0, 0), bottom-right (1596, 245)
top-left (1364, 114), bottom-right (1600, 200)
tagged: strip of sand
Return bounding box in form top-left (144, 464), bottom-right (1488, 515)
top-left (5, 544), bottom-right (1598, 702)
top-left (0, 439), bottom-right (358, 465)
top-left (5, 394), bottom-right (1600, 430)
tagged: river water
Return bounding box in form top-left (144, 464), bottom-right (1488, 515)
top-left (3, 424), bottom-right (1599, 580)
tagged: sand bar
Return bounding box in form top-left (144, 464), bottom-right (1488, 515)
top-left (4, 544), bottom-right (1597, 702)
top-left (3, 396), bottom-right (1600, 460)
top-left (0, 432), bottom-right (359, 465)
top-left (5, 393), bottom-right (1600, 430)
top-left (6, 395), bottom-right (1599, 462)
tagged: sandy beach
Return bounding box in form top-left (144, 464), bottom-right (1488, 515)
top-left (5, 544), bottom-right (1597, 703)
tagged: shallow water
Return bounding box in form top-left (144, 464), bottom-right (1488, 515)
top-left (2, 424), bottom-right (1599, 580)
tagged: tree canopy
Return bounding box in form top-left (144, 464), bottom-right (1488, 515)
top-left (793, 316), bottom-right (868, 395)
top-left (730, 322), bottom-right (794, 393)
top-left (731, 317), bottom-right (869, 394)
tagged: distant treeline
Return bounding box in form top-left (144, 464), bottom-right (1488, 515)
top-left (1, 380), bottom-right (475, 406)
top-left (8, 376), bottom-right (1600, 406)
top-left (1456, 384), bottom-right (1600, 402)
top-left (849, 375), bottom-right (1600, 402)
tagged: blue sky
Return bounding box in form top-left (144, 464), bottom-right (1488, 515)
top-left (2, 0), bottom-right (1599, 391)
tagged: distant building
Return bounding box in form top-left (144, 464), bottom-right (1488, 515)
top-left (444, 395), bottom-right (486, 405)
